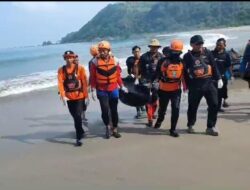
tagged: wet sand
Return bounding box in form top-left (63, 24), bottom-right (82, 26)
top-left (0, 79), bottom-right (250, 190)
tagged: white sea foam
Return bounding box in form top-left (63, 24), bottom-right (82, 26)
top-left (0, 58), bottom-right (128, 98)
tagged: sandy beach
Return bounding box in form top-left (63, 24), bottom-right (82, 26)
top-left (0, 79), bottom-right (250, 190)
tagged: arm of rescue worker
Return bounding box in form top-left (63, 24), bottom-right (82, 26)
top-left (138, 55), bottom-right (145, 79)
top-left (80, 66), bottom-right (89, 98)
top-left (183, 53), bottom-right (191, 90)
top-left (90, 63), bottom-right (97, 90)
top-left (208, 50), bottom-right (221, 80)
top-left (57, 68), bottom-right (66, 98)
top-left (154, 57), bottom-right (164, 81)
top-left (116, 64), bottom-right (124, 88)
top-left (225, 52), bottom-right (232, 69)
top-left (126, 57), bottom-right (132, 75)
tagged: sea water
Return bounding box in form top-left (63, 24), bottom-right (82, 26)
top-left (0, 26), bottom-right (249, 97)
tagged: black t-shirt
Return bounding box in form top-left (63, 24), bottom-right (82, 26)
top-left (183, 48), bottom-right (221, 89)
top-left (211, 49), bottom-right (231, 76)
top-left (139, 51), bottom-right (163, 83)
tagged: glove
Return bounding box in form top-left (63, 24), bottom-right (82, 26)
top-left (85, 98), bottom-right (90, 106)
top-left (121, 86), bottom-right (128, 93)
top-left (130, 74), bottom-right (135, 78)
top-left (218, 79), bottom-right (223, 89)
top-left (134, 78), bottom-right (139, 85)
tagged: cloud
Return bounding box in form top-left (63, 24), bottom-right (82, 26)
top-left (11, 2), bottom-right (58, 12)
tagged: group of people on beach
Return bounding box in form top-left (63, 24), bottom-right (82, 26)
top-left (57, 35), bottom-right (250, 146)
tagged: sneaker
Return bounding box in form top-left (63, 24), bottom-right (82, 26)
top-left (154, 122), bottom-right (161, 129)
top-left (222, 101), bottom-right (229, 108)
top-left (105, 126), bottom-right (110, 139)
top-left (146, 120), bottom-right (153, 127)
top-left (206, 127), bottom-right (219, 136)
top-left (169, 130), bottom-right (179, 138)
top-left (75, 140), bottom-right (82, 147)
top-left (112, 131), bottom-right (121, 138)
top-left (187, 126), bottom-right (195, 134)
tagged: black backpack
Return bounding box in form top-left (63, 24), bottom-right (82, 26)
top-left (63, 64), bottom-right (83, 93)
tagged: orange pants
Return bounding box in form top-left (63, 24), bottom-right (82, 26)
top-left (146, 101), bottom-right (158, 121)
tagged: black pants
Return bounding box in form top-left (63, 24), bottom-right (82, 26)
top-left (67, 99), bottom-right (84, 140)
top-left (97, 96), bottom-right (119, 128)
top-left (187, 81), bottom-right (218, 128)
top-left (218, 78), bottom-right (228, 110)
top-left (136, 106), bottom-right (145, 113)
top-left (82, 99), bottom-right (87, 112)
top-left (157, 89), bottom-right (181, 131)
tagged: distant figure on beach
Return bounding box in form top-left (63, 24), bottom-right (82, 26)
top-left (183, 35), bottom-right (222, 136)
top-left (90, 41), bottom-right (128, 139)
top-left (240, 40), bottom-right (250, 88)
top-left (153, 40), bottom-right (187, 137)
top-left (57, 50), bottom-right (89, 146)
top-left (212, 38), bottom-right (232, 112)
top-left (126, 45), bottom-right (146, 119)
top-left (139, 39), bottom-right (164, 127)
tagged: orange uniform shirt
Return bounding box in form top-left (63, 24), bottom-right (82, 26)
top-left (58, 64), bottom-right (88, 100)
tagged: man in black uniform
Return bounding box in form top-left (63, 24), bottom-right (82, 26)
top-left (212, 38), bottom-right (231, 112)
top-left (183, 35), bottom-right (223, 136)
top-left (126, 45), bottom-right (145, 118)
top-left (139, 39), bottom-right (164, 127)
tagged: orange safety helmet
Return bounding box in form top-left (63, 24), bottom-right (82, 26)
top-left (98, 40), bottom-right (111, 50)
top-left (170, 39), bottom-right (184, 52)
top-left (90, 44), bottom-right (98, 56)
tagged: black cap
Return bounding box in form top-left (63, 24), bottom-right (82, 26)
top-left (162, 46), bottom-right (171, 56)
top-left (190, 35), bottom-right (204, 44)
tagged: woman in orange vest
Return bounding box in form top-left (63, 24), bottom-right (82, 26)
top-left (90, 41), bottom-right (128, 139)
top-left (153, 40), bottom-right (187, 137)
top-left (58, 50), bottom-right (89, 146)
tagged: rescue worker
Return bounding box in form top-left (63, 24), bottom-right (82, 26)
top-left (126, 45), bottom-right (145, 119)
top-left (153, 40), bottom-right (186, 137)
top-left (139, 39), bottom-right (164, 127)
top-left (212, 38), bottom-right (232, 112)
top-left (90, 41), bottom-right (128, 139)
top-left (58, 50), bottom-right (89, 146)
top-left (183, 35), bottom-right (223, 136)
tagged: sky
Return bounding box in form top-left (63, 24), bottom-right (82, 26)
top-left (0, 1), bottom-right (116, 49)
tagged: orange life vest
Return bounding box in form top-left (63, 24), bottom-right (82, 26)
top-left (96, 57), bottom-right (118, 84)
top-left (159, 60), bottom-right (183, 92)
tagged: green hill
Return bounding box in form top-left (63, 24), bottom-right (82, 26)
top-left (60, 2), bottom-right (250, 43)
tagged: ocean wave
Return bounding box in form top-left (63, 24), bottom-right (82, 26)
top-left (0, 58), bottom-right (128, 98)
top-left (0, 71), bottom-right (58, 97)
